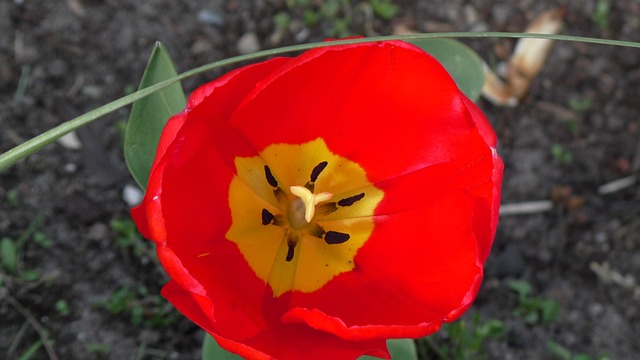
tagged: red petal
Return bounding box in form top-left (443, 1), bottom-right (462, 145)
top-left (161, 280), bottom-right (271, 360)
top-left (276, 102), bottom-right (501, 340)
top-left (279, 106), bottom-right (501, 338)
top-left (229, 41), bottom-right (476, 184)
top-left (464, 97), bottom-right (504, 264)
top-left (133, 57), bottom-right (293, 341)
top-left (163, 281), bottom-right (391, 360)
top-left (463, 94), bottom-right (497, 147)
top-left (131, 57), bottom-right (290, 242)
top-left (461, 96), bottom-right (503, 262)
top-left (247, 152), bottom-right (493, 341)
top-left (244, 324), bottom-right (390, 360)
top-left (283, 187), bottom-right (483, 340)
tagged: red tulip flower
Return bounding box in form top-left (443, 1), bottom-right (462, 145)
top-left (132, 40), bottom-right (503, 360)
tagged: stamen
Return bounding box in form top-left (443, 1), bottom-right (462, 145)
top-left (285, 231), bottom-right (300, 262)
top-left (310, 161), bottom-right (328, 182)
top-left (286, 243), bottom-right (295, 262)
top-left (305, 161), bottom-right (329, 191)
top-left (290, 186), bottom-right (333, 223)
top-left (259, 161), bottom-right (354, 261)
top-left (316, 193), bottom-right (366, 216)
top-left (264, 165), bottom-right (278, 187)
top-left (337, 193), bottom-right (365, 207)
top-left (264, 165), bottom-right (288, 203)
top-left (306, 224), bottom-right (350, 245)
top-left (324, 231), bottom-right (350, 244)
top-left (261, 209), bottom-right (275, 225)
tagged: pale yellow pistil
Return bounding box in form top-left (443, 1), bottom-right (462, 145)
top-left (288, 185), bottom-right (333, 228)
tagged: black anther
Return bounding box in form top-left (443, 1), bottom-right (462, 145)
top-left (337, 193), bottom-right (365, 207)
top-left (261, 209), bottom-right (275, 225)
top-left (264, 165), bottom-right (278, 187)
top-left (286, 243), bottom-right (295, 262)
top-left (324, 231), bottom-right (350, 244)
top-left (310, 161), bottom-right (328, 182)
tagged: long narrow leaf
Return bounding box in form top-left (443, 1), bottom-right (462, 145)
top-left (124, 42), bottom-right (186, 189)
top-left (1, 33), bottom-right (638, 172)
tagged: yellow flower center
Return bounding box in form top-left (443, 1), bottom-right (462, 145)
top-left (225, 138), bottom-right (384, 296)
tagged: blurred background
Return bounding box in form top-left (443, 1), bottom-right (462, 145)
top-left (1, 0), bottom-right (639, 359)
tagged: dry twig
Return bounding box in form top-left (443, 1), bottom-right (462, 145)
top-left (6, 295), bottom-right (59, 360)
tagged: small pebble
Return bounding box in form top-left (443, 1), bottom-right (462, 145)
top-left (81, 85), bottom-right (103, 99)
top-left (294, 28), bottom-right (310, 43)
top-left (463, 5), bottom-right (478, 26)
top-left (198, 9), bottom-right (225, 26)
top-left (64, 163), bottom-right (78, 173)
top-left (237, 32), bottom-right (260, 55)
top-left (123, 184), bottom-right (144, 207)
top-left (191, 38), bottom-right (213, 54)
top-left (57, 131), bottom-right (82, 150)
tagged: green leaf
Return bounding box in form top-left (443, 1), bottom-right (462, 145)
top-left (202, 334), bottom-right (244, 360)
top-left (20, 269), bottom-right (40, 282)
top-left (507, 279), bottom-right (533, 300)
top-left (17, 340), bottom-right (42, 360)
top-left (0, 237), bottom-right (17, 274)
top-left (407, 38), bottom-right (485, 101)
top-left (540, 299), bottom-right (561, 324)
top-left (370, 0), bottom-right (399, 20)
top-left (124, 42), bottom-right (186, 190)
top-left (547, 340), bottom-right (572, 360)
top-left (360, 339), bottom-right (418, 360)
top-left (476, 319), bottom-right (505, 339)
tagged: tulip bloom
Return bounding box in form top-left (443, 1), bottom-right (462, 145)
top-left (132, 40), bottom-right (503, 360)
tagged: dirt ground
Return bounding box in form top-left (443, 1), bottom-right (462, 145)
top-left (1, 0), bottom-right (639, 359)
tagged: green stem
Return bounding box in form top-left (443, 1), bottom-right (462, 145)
top-left (15, 213), bottom-right (44, 249)
top-left (1, 32), bottom-right (639, 171)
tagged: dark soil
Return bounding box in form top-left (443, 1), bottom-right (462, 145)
top-left (1, 1), bottom-right (639, 359)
